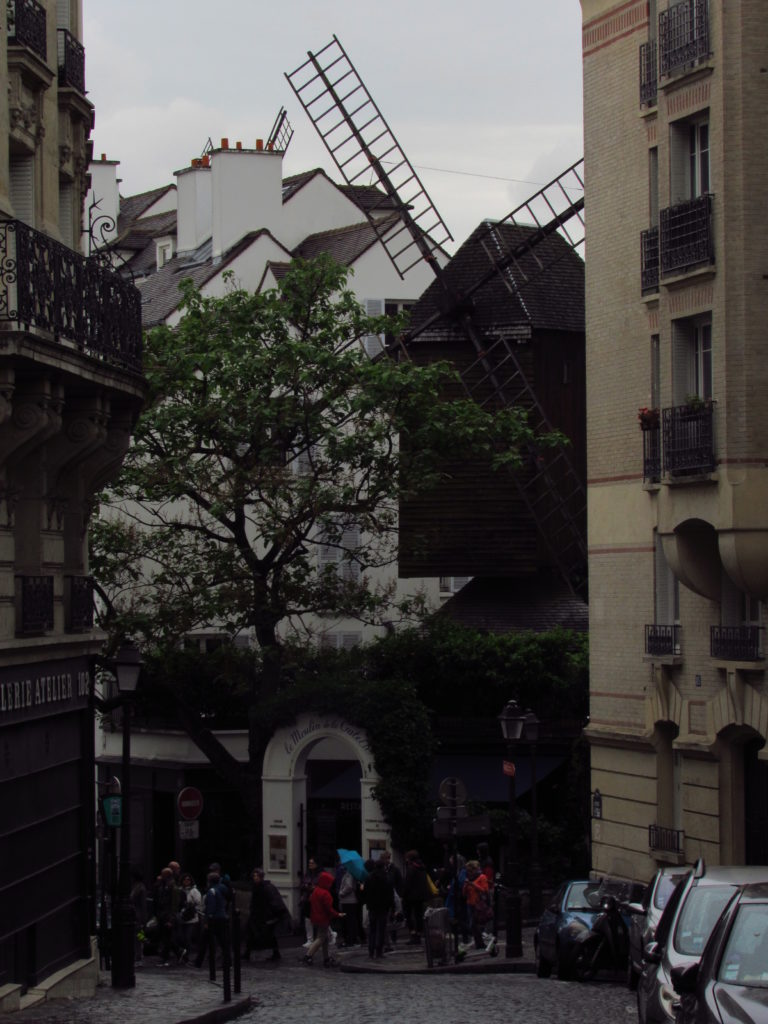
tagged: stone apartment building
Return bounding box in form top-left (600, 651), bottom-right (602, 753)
top-left (0, 0), bottom-right (144, 1007)
top-left (582, 0), bottom-right (768, 882)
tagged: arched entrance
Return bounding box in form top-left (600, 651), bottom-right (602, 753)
top-left (261, 712), bottom-right (389, 916)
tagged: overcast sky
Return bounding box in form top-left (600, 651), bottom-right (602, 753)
top-left (83, 1), bottom-right (584, 251)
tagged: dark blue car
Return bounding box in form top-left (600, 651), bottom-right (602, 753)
top-left (535, 878), bottom-right (639, 979)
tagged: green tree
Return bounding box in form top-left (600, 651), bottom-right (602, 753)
top-left (91, 255), bottom-right (558, 842)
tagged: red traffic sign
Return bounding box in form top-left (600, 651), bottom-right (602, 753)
top-left (503, 760), bottom-right (516, 777)
top-left (177, 786), bottom-right (204, 821)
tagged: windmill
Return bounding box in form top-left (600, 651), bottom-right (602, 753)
top-left (286, 36), bottom-right (587, 598)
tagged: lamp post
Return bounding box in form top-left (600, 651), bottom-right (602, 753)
top-left (523, 710), bottom-right (541, 919)
top-left (498, 700), bottom-right (526, 958)
top-left (110, 642), bottom-right (143, 989)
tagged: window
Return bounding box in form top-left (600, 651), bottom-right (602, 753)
top-left (649, 148), bottom-right (659, 227)
top-left (655, 532), bottom-right (680, 630)
top-left (59, 179), bottom-right (74, 248)
top-left (318, 524), bottom-right (361, 582)
top-left (363, 299), bottom-right (383, 357)
top-left (319, 631), bottom-right (362, 651)
top-left (439, 576), bottom-right (472, 595)
top-left (670, 114), bottom-right (710, 204)
top-left (10, 154), bottom-right (35, 226)
top-left (651, 334), bottom-right (661, 408)
top-left (384, 300), bottom-right (413, 347)
top-left (671, 316), bottom-right (712, 404)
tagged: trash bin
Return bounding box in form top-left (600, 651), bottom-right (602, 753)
top-left (423, 906), bottom-right (453, 967)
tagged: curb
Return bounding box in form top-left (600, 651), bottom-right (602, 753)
top-left (176, 995), bottom-right (254, 1024)
top-left (340, 959), bottom-right (536, 975)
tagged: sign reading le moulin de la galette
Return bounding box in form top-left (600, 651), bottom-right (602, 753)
top-left (0, 657), bottom-right (91, 726)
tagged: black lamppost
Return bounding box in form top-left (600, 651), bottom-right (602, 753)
top-left (498, 700), bottom-right (526, 958)
top-left (523, 710), bottom-right (541, 918)
top-left (110, 642), bottom-right (143, 989)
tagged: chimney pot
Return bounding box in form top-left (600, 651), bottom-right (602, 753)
top-left (202, 154), bottom-right (210, 167)
top-left (101, 153), bottom-right (106, 161)
top-left (236, 140), bottom-right (242, 150)
top-left (256, 139), bottom-right (264, 151)
top-left (221, 137), bottom-right (229, 150)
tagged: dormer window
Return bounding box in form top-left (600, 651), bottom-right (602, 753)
top-left (156, 237), bottom-right (174, 269)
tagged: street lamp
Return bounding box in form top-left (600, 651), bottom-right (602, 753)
top-left (498, 701), bottom-right (542, 956)
top-left (110, 642), bottom-right (143, 989)
top-left (498, 700), bottom-right (526, 958)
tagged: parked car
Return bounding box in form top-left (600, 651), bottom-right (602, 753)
top-left (637, 862), bottom-right (768, 1024)
top-left (627, 866), bottom-right (689, 990)
top-left (671, 882), bottom-right (768, 1023)
top-left (534, 877), bottom-right (638, 980)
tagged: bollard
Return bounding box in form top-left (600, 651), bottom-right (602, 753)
top-left (208, 927), bottom-right (216, 982)
top-left (222, 920), bottom-right (231, 1003)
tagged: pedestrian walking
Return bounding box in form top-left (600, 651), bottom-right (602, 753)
top-left (130, 870), bottom-right (148, 966)
top-left (244, 867), bottom-right (289, 962)
top-left (338, 869), bottom-right (360, 947)
top-left (179, 873), bottom-right (202, 959)
top-left (402, 850), bottom-right (431, 944)
top-left (361, 859), bottom-right (394, 959)
top-left (299, 856), bottom-right (320, 946)
top-left (194, 871), bottom-right (230, 969)
top-left (463, 859), bottom-right (493, 949)
top-left (303, 871), bottom-right (345, 967)
top-left (155, 867), bottom-right (185, 965)
top-left (380, 850), bottom-right (403, 949)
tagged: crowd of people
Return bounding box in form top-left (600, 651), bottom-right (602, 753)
top-left (124, 843), bottom-right (496, 971)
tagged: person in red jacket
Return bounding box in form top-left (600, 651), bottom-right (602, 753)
top-left (303, 871), bottom-right (345, 967)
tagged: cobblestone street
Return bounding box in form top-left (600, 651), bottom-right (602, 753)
top-left (13, 952), bottom-right (639, 1024)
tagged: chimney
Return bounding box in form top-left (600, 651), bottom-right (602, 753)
top-left (210, 143), bottom-right (283, 261)
top-left (174, 159), bottom-right (212, 255)
top-left (82, 155), bottom-right (120, 255)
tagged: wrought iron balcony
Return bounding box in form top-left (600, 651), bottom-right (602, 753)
top-left (57, 29), bottom-right (86, 93)
top-left (0, 220), bottom-right (142, 373)
top-left (662, 401), bottom-right (715, 476)
top-left (641, 226), bottom-right (659, 293)
top-left (649, 824), bottom-right (685, 854)
top-left (645, 624), bottom-right (680, 657)
top-left (660, 194), bottom-right (714, 277)
top-left (6, 0), bottom-right (47, 60)
top-left (65, 575), bottom-right (94, 632)
top-left (642, 424), bottom-right (661, 482)
top-left (659, 0), bottom-right (709, 77)
top-left (15, 574), bottom-right (54, 636)
top-left (639, 40), bottom-right (657, 106)
top-left (711, 625), bottom-right (764, 661)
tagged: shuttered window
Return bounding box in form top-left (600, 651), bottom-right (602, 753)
top-left (363, 298), bottom-right (384, 357)
top-left (10, 155), bottom-right (35, 227)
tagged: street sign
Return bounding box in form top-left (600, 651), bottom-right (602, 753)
top-left (432, 813), bottom-right (491, 839)
top-left (435, 805), bottom-right (468, 820)
top-left (438, 776), bottom-right (467, 806)
top-left (102, 795), bottom-right (122, 827)
top-left (178, 820), bottom-right (200, 840)
top-left (503, 760), bottom-right (516, 777)
top-left (177, 786), bottom-right (204, 821)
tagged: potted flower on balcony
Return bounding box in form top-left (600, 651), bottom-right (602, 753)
top-left (684, 394), bottom-right (714, 412)
top-left (638, 406), bottom-right (660, 430)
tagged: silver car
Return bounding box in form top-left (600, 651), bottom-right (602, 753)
top-left (627, 866), bottom-right (688, 990)
top-left (637, 862), bottom-right (768, 1024)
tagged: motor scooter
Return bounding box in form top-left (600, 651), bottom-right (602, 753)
top-left (572, 894), bottom-right (629, 981)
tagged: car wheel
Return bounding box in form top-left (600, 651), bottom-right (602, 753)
top-left (627, 958), bottom-right (639, 991)
top-left (555, 945), bottom-right (572, 980)
top-left (535, 940), bottom-right (553, 978)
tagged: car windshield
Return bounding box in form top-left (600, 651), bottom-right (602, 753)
top-left (674, 885), bottom-right (736, 956)
top-left (565, 882), bottom-right (600, 911)
top-left (655, 873), bottom-right (686, 911)
top-left (718, 904), bottom-right (768, 988)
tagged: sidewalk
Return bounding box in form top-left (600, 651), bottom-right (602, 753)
top-left (10, 928), bottom-right (536, 1024)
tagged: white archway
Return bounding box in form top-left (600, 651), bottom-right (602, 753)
top-left (261, 712), bottom-right (389, 917)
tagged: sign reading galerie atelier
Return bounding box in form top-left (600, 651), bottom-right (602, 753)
top-left (283, 716), bottom-right (372, 755)
top-left (0, 657), bottom-right (91, 726)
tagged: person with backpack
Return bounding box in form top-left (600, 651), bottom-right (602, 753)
top-left (243, 867), bottom-right (289, 962)
top-left (193, 871), bottom-right (229, 969)
top-left (156, 866), bottom-right (185, 965)
top-left (178, 873), bottom-right (202, 960)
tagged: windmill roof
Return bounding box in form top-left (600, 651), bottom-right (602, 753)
top-left (410, 220), bottom-right (585, 338)
top-left (437, 574), bottom-right (588, 634)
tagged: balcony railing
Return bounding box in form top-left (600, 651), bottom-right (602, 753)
top-left (6, 0), bottom-right (47, 60)
top-left (649, 824), bottom-right (685, 854)
top-left (57, 29), bottom-right (86, 93)
top-left (645, 624), bottom-right (681, 657)
top-left (641, 226), bottom-right (660, 293)
top-left (65, 575), bottom-right (94, 632)
top-left (15, 574), bottom-right (54, 635)
top-left (0, 220), bottom-right (142, 373)
top-left (639, 40), bottom-right (658, 106)
top-left (711, 625), bottom-right (764, 661)
top-left (660, 194), bottom-right (714, 277)
top-left (662, 401), bottom-right (716, 476)
top-left (659, 0), bottom-right (709, 77)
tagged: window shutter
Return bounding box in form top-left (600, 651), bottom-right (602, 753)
top-left (340, 526), bottom-right (361, 581)
top-left (341, 632), bottom-right (361, 650)
top-left (364, 299), bottom-right (384, 357)
top-left (59, 181), bottom-right (74, 248)
top-left (10, 156), bottom-right (35, 227)
top-left (57, 0), bottom-right (71, 28)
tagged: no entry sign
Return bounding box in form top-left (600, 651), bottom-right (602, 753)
top-left (177, 786), bottom-right (204, 821)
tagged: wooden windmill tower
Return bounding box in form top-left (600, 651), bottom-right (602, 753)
top-left (286, 37), bottom-right (587, 599)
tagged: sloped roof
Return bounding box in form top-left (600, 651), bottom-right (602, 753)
top-left (438, 575), bottom-right (588, 634)
top-left (410, 220), bottom-right (585, 338)
top-left (281, 168), bottom-right (398, 214)
top-left (292, 215), bottom-right (399, 266)
top-left (117, 185), bottom-right (175, 233)
top-left (137, 230), bottom-right (290, 326)
top-left (116, 210), bottom-right (178, 278)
